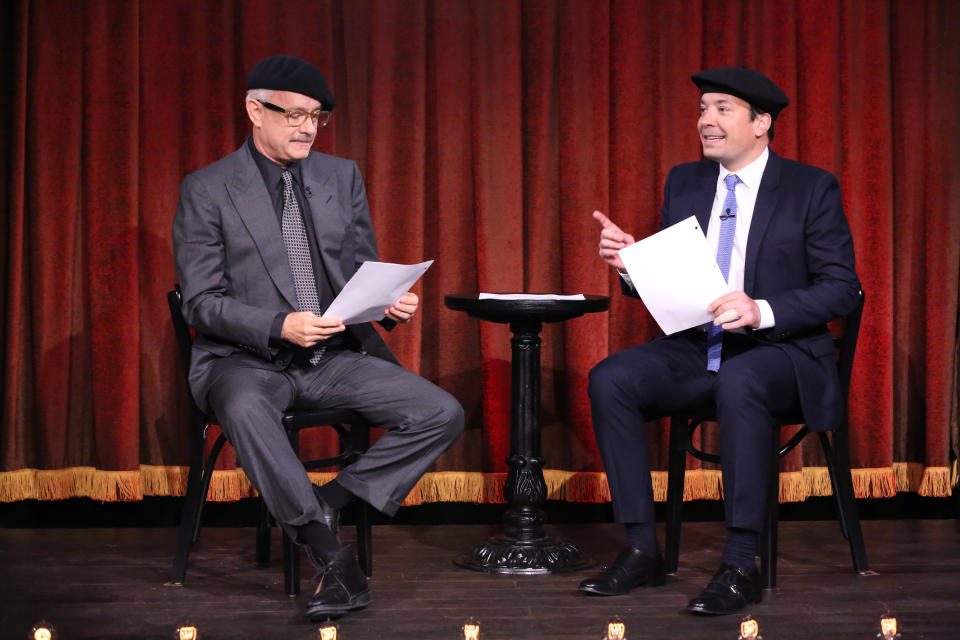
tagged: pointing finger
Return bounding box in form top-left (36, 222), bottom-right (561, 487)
top-left (592, 210), bottom-right (622, 232)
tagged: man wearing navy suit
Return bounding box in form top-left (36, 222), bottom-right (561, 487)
top-left (578, 67), bottom-right (860, 615)
top-left (173, 55), bottom-right (464, 620)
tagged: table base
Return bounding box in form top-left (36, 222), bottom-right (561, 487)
top-left (454, 535), bottom-right (593, 575)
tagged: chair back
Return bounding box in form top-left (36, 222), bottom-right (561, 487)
top-left (167, 285), bottom-right (212, 430)
top-left (680, 288), bottom-right (867, 462)
top-left (167, 286), bottom-right (194, 378)
top-left (835, 289), bottom-right (865, 402)
top-left (771, 288), bottom-right (865, 457)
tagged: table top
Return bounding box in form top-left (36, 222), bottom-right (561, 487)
top-left (444, 293), bottom-right (610, 324)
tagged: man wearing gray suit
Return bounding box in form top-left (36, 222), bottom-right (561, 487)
top-left (172, 55), bottom-right (464, 620)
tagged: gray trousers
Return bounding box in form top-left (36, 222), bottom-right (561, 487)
top-left (206, 350), bottom-right (464, 537)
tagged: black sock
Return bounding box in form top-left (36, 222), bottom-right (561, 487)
top-left (721, 527), bottom-right (758, 569)
top-left (297, 521), bottom-right (342, 565)
top-left (315, 479), bottom-right (356, 511)
top-left (624, 522), bottom-right (659, 557)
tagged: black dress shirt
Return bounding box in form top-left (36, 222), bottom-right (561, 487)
top-left (246, 136), bottom-right (347, 354)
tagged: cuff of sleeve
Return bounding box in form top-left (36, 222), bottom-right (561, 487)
top-left (755, 299), bottom-right (775, 330)
top-left (268, 312), bottom-right (287, 348)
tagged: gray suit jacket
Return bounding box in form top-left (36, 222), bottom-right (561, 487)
top-left (173, 143), bottom-right (397, 412)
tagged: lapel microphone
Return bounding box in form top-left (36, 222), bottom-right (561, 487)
top-left (304, 186), bottom-right (313, 198)
top-left (720, 208), bottom-right (735, 220)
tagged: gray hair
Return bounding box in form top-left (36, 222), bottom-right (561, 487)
top-left (245, 88), bottom-right (273, 105)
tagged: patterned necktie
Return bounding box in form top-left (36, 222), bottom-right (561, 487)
top-left (281, 170), bottom-right (324, 364)
top-left (706, 173), bottom-right (741, 372)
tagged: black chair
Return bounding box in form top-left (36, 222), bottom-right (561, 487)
top-left (166, 286), bottom-right (374, 596)
top-left (664, 289), bottom-right (868, 588)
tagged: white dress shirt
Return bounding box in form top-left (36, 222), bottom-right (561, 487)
top-left (620, 145), bottom-right (776, 330)
top-left (707, 146), bottom-right (775, 330)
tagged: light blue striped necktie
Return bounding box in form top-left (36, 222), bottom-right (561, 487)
top-left (706, 173), bottom-right (740, 372)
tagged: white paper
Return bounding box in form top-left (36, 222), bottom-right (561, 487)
top-left (478, 293), bottom-right (586, 301)
top-left (618, 216), bottom-right (729, 334)
top-left (323, 260), bottom-right (434, 325)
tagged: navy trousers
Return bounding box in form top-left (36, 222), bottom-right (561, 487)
top-left (588, 330), bottom-right (799, 533)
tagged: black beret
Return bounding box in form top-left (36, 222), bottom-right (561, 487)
top-left (691, 66), bottom-right (788, 120)
top-left (247, 54), bottom-right (335, 111)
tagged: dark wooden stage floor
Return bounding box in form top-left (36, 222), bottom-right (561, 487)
top-left (1, 519), bottom-right (958, 639)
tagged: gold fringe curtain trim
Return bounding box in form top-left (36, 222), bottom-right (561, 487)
top-left (0, 462), bottom-right (954, 503)
top-left (0, 467), bottom-right (144, 502)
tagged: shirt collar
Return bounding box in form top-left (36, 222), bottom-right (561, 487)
top-left (246, 135), bottom-right (304, 190)
top-left (719, 145), bottom-right (769, 191)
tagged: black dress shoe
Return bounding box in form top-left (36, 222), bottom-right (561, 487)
top-left (306, 545), bottom-right (372, 619)
top-left (686, 563), bottom-right (761, 615)
top-left (578, 547), bottom-right (666, 596)
top-left (300, 502), bottom-right (341, 572)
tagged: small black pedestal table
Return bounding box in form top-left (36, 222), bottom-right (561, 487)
top-left (444, 293), bottom-right (610, 575)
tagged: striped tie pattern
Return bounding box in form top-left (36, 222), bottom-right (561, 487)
top-left (706, 173), bottom-right (740, 372)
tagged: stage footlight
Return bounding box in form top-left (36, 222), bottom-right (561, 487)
top-left (462, 618), bottom-right (480, 640)
top-left (738, 616), bottom-right (761, 640)
top-left (30, 622), bottom-right (56, 640)
top-left (175, 624), bottom-right (199, 640)
top-left (318, 622), bottom-right (339, 640)
top-left (879, 616), bottom-right (901, 639)
top-left (605, 617), bottom-right (626, 640)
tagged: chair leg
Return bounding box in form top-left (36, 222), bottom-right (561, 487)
top-left (349, 422), bottom-right (370, 463)
top-left (170, 428), bottom-right (215, 585)
top-left (282, 529), bottom-right (300, 597)
top-left (356, 501), bottom-right (373, 577)
top-left (349, 422), bottom-right (374, 577)
top-left (278, 428), bottom-right (302, 596)
top-left (256, 498), bottom-right (272, 566)
top-left (193, 434), bottom-right (228, 544)
top-left (819, 431), bottom-right (869, 573)
top-left (760, 443), bottom-right (780, 589)
top-left (664, 417), bottom-right (688, 574)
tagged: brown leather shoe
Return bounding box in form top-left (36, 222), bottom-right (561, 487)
top-left (686, 563), bottom-right (761, 615)
top-left (578, 547), bottom-right (666, 596)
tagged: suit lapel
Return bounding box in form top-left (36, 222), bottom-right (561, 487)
top-left (225, 146), bottom-right (299, 309)
top-left (744, 149), bottom-right (782, 295)
top-left (693, 161), bottom-right (718, 234)
top-left (302, 161), bottom-right (349, 292)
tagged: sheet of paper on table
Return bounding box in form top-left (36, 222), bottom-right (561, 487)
top-left (478, 293), bottom-right (586, 301)
top-left (618, 216), bottom-right (729, 335)
top-left (323, 260), bottom-right (434, 325)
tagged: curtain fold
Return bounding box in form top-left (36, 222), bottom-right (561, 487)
top-left (2, 0), bottom-right (958, 503)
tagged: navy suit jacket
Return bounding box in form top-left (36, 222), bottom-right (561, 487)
top-left (172, 143), bottom-right (398, 412)
top-left (633, 150), bottom-right (861, 431)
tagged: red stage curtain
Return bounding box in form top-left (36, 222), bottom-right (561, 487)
top-left (1, 0), bottom-right (957, 503)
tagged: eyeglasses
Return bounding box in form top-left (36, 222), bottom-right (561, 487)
top-left (257, 100), bottom-right (331, 127)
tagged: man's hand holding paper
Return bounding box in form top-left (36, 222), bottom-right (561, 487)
top-left (323, 260), bottom-right (433, 325)
top-left (593, 212), bottom-right (761, 334)
top-left (708, 291), bottom-right (761, 330)
top-left (281, 312), bottom-right (346, 347)
top-left (385, 292), bottom-right (419, 324)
